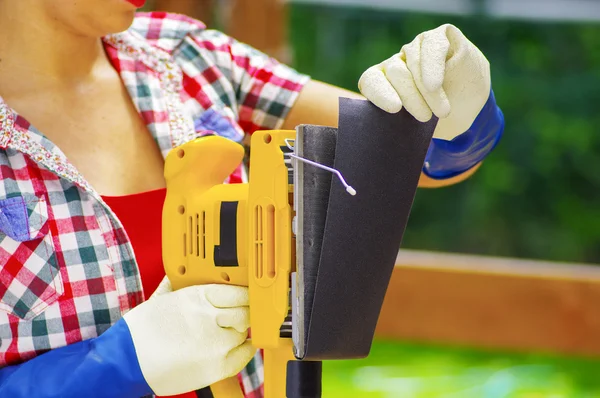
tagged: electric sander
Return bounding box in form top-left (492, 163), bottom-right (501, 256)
top-left (161, 97), bottom-right (437, 397)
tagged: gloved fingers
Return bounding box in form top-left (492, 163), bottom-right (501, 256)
top-left (204, 284), bottom-right (249, 308)
top-left (382, 55), bottom-right (432, 123)
top-left (420, 25), bottom-right (450, 94)
top-left (216, 306), bottom-right (250, 333)
top-left (224, 341), bottom-right (257, 376)
top-left (215, 324), bottom-right (250, 354)
top-left (149, 276), bottom-right (173, 299)
top-left (403, 32), bottom-right (452, 119)
top-left (443, 24), bottom-right (475, 64)
top-left (358, 64), bottom-right (403, 114)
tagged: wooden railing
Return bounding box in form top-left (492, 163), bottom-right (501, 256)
top-left (378, 250), bottom-right (600, 358)
top-left (150, 0), bottom-right (214, 25)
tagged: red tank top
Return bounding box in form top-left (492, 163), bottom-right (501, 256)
top-left (102, 189), bottom-right (167, 297)
top-left (102, 189), bottom-right (197, 398)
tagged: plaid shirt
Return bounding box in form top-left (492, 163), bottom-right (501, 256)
top-left (0, 11), bottom-right (309, 397)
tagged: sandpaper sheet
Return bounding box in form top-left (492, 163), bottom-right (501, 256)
top-left (301, 98), bottom-right (437, 360)
top-left (293, 125), bottom-right (338, 359)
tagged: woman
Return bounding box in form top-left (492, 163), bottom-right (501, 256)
top-left (0, 0), bottom-right (504, 397)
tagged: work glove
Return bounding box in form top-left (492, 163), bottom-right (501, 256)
top-left (358, 24), bottom-right (504, 179)
top-left (0, 282), bottom-right (255, 398)
top-left (125, 281), bottom-right (255, 396)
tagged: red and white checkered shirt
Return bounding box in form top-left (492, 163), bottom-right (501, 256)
top-left (0, 11), bottom-right (309, 397)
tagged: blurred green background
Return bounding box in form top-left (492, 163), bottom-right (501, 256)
top-left (288, 3), bottom-right (600, 265)
top-left (322, 340), bottom-right (600, 397)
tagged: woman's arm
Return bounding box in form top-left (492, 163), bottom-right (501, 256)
top-left (0, 284), bottom-right (254, 398)
top-left (282, 80), bottom-right (485, 188)
top-left (0, 319), bottom-right (151, 398)
top-left (182, 17), bottom-right (502, 189)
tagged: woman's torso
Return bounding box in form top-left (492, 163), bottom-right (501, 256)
top-left (0, 11), bottom-right (308, 397)
top-left (0, 52), bottom-right (166, 196)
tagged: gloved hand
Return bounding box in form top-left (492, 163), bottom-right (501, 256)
top-left (0, 281), bottom-right (255, 398)
top-left (127, 279), bottom-right (255, 396)
top-left (359, 23), bottom-right (490, 141)
top-left (358, 24), bottom-right (504, 179)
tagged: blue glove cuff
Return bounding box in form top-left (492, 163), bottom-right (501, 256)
top-left (0, 318), bottom-right (152, 398)
top-left (423, 89), bottom-right (504, 180)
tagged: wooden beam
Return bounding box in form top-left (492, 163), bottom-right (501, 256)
top-left (376, 250), bottom-right (600, 358)
top-left (228, 0), bottom-right (290, 62)
top-left (153, 0), bottom-right (215, 26)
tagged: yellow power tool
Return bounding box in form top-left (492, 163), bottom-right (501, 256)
top-left (162, 98), bottom-right (437, 398)
top-left (163, 129), bottom-right (296, 398)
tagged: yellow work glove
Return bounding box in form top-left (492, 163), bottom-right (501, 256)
top-left (123, 277), bottom-right (255, 396)
top-left (358, 24), bottom-right (491, 141)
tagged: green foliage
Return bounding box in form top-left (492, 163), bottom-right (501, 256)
top-left (322, 340), bottom-right (600, 397)
top-left (289, 5), bottom-right (600, 263)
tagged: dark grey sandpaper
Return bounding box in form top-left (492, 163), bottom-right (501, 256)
top-left (301, 98), bottom-right (437, 360)
top-left (294, 125), bottom-right (337, 359)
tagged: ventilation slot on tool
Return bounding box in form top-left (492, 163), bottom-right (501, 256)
top-left (201, 212), bottom-right (206, 258)
top-left (255, 205), bottom-right (263, 279)
top-left (180, 205), bottom-right (187, 258)
top-left (266, 204), bottom-right (275, 279)
top-left (188, 216), bottom-right (193, 256)
top-left (254, 204), bottom-right (276, 281)
top-left (186, 212), bottom-right (206, 258)
top-left (196, 213), bottom-right (200, 257)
